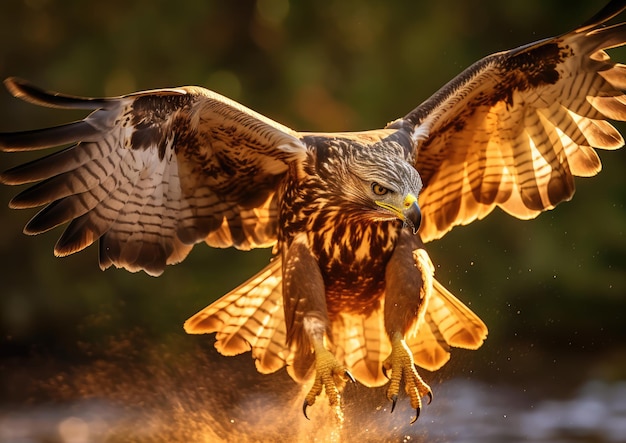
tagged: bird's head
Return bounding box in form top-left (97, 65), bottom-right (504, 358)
top-left (370, 182), bottom-right (422, 234)
top-left (334, 150), bottom-right (423, 234)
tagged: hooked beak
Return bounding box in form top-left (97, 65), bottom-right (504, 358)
top-left (401, 193), bottom-right (421, 234)
top-left (375, 193), bottom-right (422, 234)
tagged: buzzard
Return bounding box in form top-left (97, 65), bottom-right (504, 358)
top-left (1, 1), bottom-right (625, 424)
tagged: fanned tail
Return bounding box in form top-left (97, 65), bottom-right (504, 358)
top-left (331, 310), bottom-right (391, 387)
top-left (184, 254), bottom-right (487, 385)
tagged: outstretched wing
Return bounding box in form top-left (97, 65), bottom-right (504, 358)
top-left (391, 1), bottom-right (626, 242)
top-left (0, 78), bottom-right (306, 275)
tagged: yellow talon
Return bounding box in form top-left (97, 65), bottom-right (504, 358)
top-left (383, 332), bottom-right (432, 423)
top-left (302, 344), bottom-right (353, 424)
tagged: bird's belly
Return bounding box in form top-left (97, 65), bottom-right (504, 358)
top-left (322, 258), bottom-right (389, 318)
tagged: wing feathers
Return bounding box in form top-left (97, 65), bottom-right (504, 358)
top-left (100, 150), bottom-right (178, 273)
top-left (576, 0), bottom-right (626, 33)
top-left (0, 121), bottom-right (100, 152)
top-left (3, 77), bottom-right (110, 110)
top-left (583, 22), bottom-right (626, 52)
top-left (1, 79), bottom-right (306, 275)
top-left (588, 94), bottom-right (626, 121)
top-left (407, 6), bottom-right (626, 242)
top-left (9, 143), bottom-right (123, 209)
top-left (600, 63), bottom-right (626, 89)
top-left (574, 115), bottom-right (624, 148)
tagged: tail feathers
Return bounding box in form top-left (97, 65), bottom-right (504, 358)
top-left (184, 259), bottom-right (487, 383)
top-left (184, 258), bottom-right (290, 375)
top-left (331, 309), bottom-right (391, 387)
top-left (407, 278), bottom-right (488, 371)
top-left (327, 276), bottom-right (487, 386)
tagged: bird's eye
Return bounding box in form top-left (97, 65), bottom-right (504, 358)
top-left (371, 182), bottom-right (389, 196)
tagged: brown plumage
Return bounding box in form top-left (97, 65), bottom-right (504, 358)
top-left (2, 0), bottom-right (626, 423)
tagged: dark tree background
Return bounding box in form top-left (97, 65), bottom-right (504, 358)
top-left (0, 0), bottom-right (624, 430)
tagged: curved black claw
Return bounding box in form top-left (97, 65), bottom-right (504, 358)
top-left (390, 394), bottom-right (398, 413)
top-left (302, 399), bottom-right (310, 420)
top-left (410, 407), bottom-right (421, 425)
top-left (426, 390), bottom-right (434, 405)
top-left (345, 370), bottom-right (356, 384)
top-left (382, 365), bottom-right (390, 380)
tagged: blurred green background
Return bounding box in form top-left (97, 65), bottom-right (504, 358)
top-left (0, 0), bottom-right (624, 411)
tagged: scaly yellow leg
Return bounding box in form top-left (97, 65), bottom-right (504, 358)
top-left (382, 331), bottom-right (433, 423)
top-left (302, 339), bottom-right (355, 424)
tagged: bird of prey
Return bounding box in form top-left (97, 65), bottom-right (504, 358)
top-left (1, 0), bottom-right (625, 424)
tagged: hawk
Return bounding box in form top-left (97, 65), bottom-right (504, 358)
top-left (1, 0), bottom-right (625, 424)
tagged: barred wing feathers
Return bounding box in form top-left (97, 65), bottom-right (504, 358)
top-left (0, 78), bottom-right (306, 276)
top-left (396, 1), bottom-right (626, 242)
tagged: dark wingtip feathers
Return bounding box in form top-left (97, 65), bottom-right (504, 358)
top-left (4, 77), bottom-right (28, 99)
top-left (0, 78), bottom-right (110, 153)
top-left (3, 77), bottom-right (109, 110)
top-left (576, 0), bottom-right (626, 33)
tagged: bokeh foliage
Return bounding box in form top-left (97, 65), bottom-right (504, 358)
top-left (0, 0), bottom-right (624, 390)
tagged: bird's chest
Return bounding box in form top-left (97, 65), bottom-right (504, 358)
top-left (309, 217), bottom-right (400, 317)
top-left (278, 155), bottom-right (402, 317)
